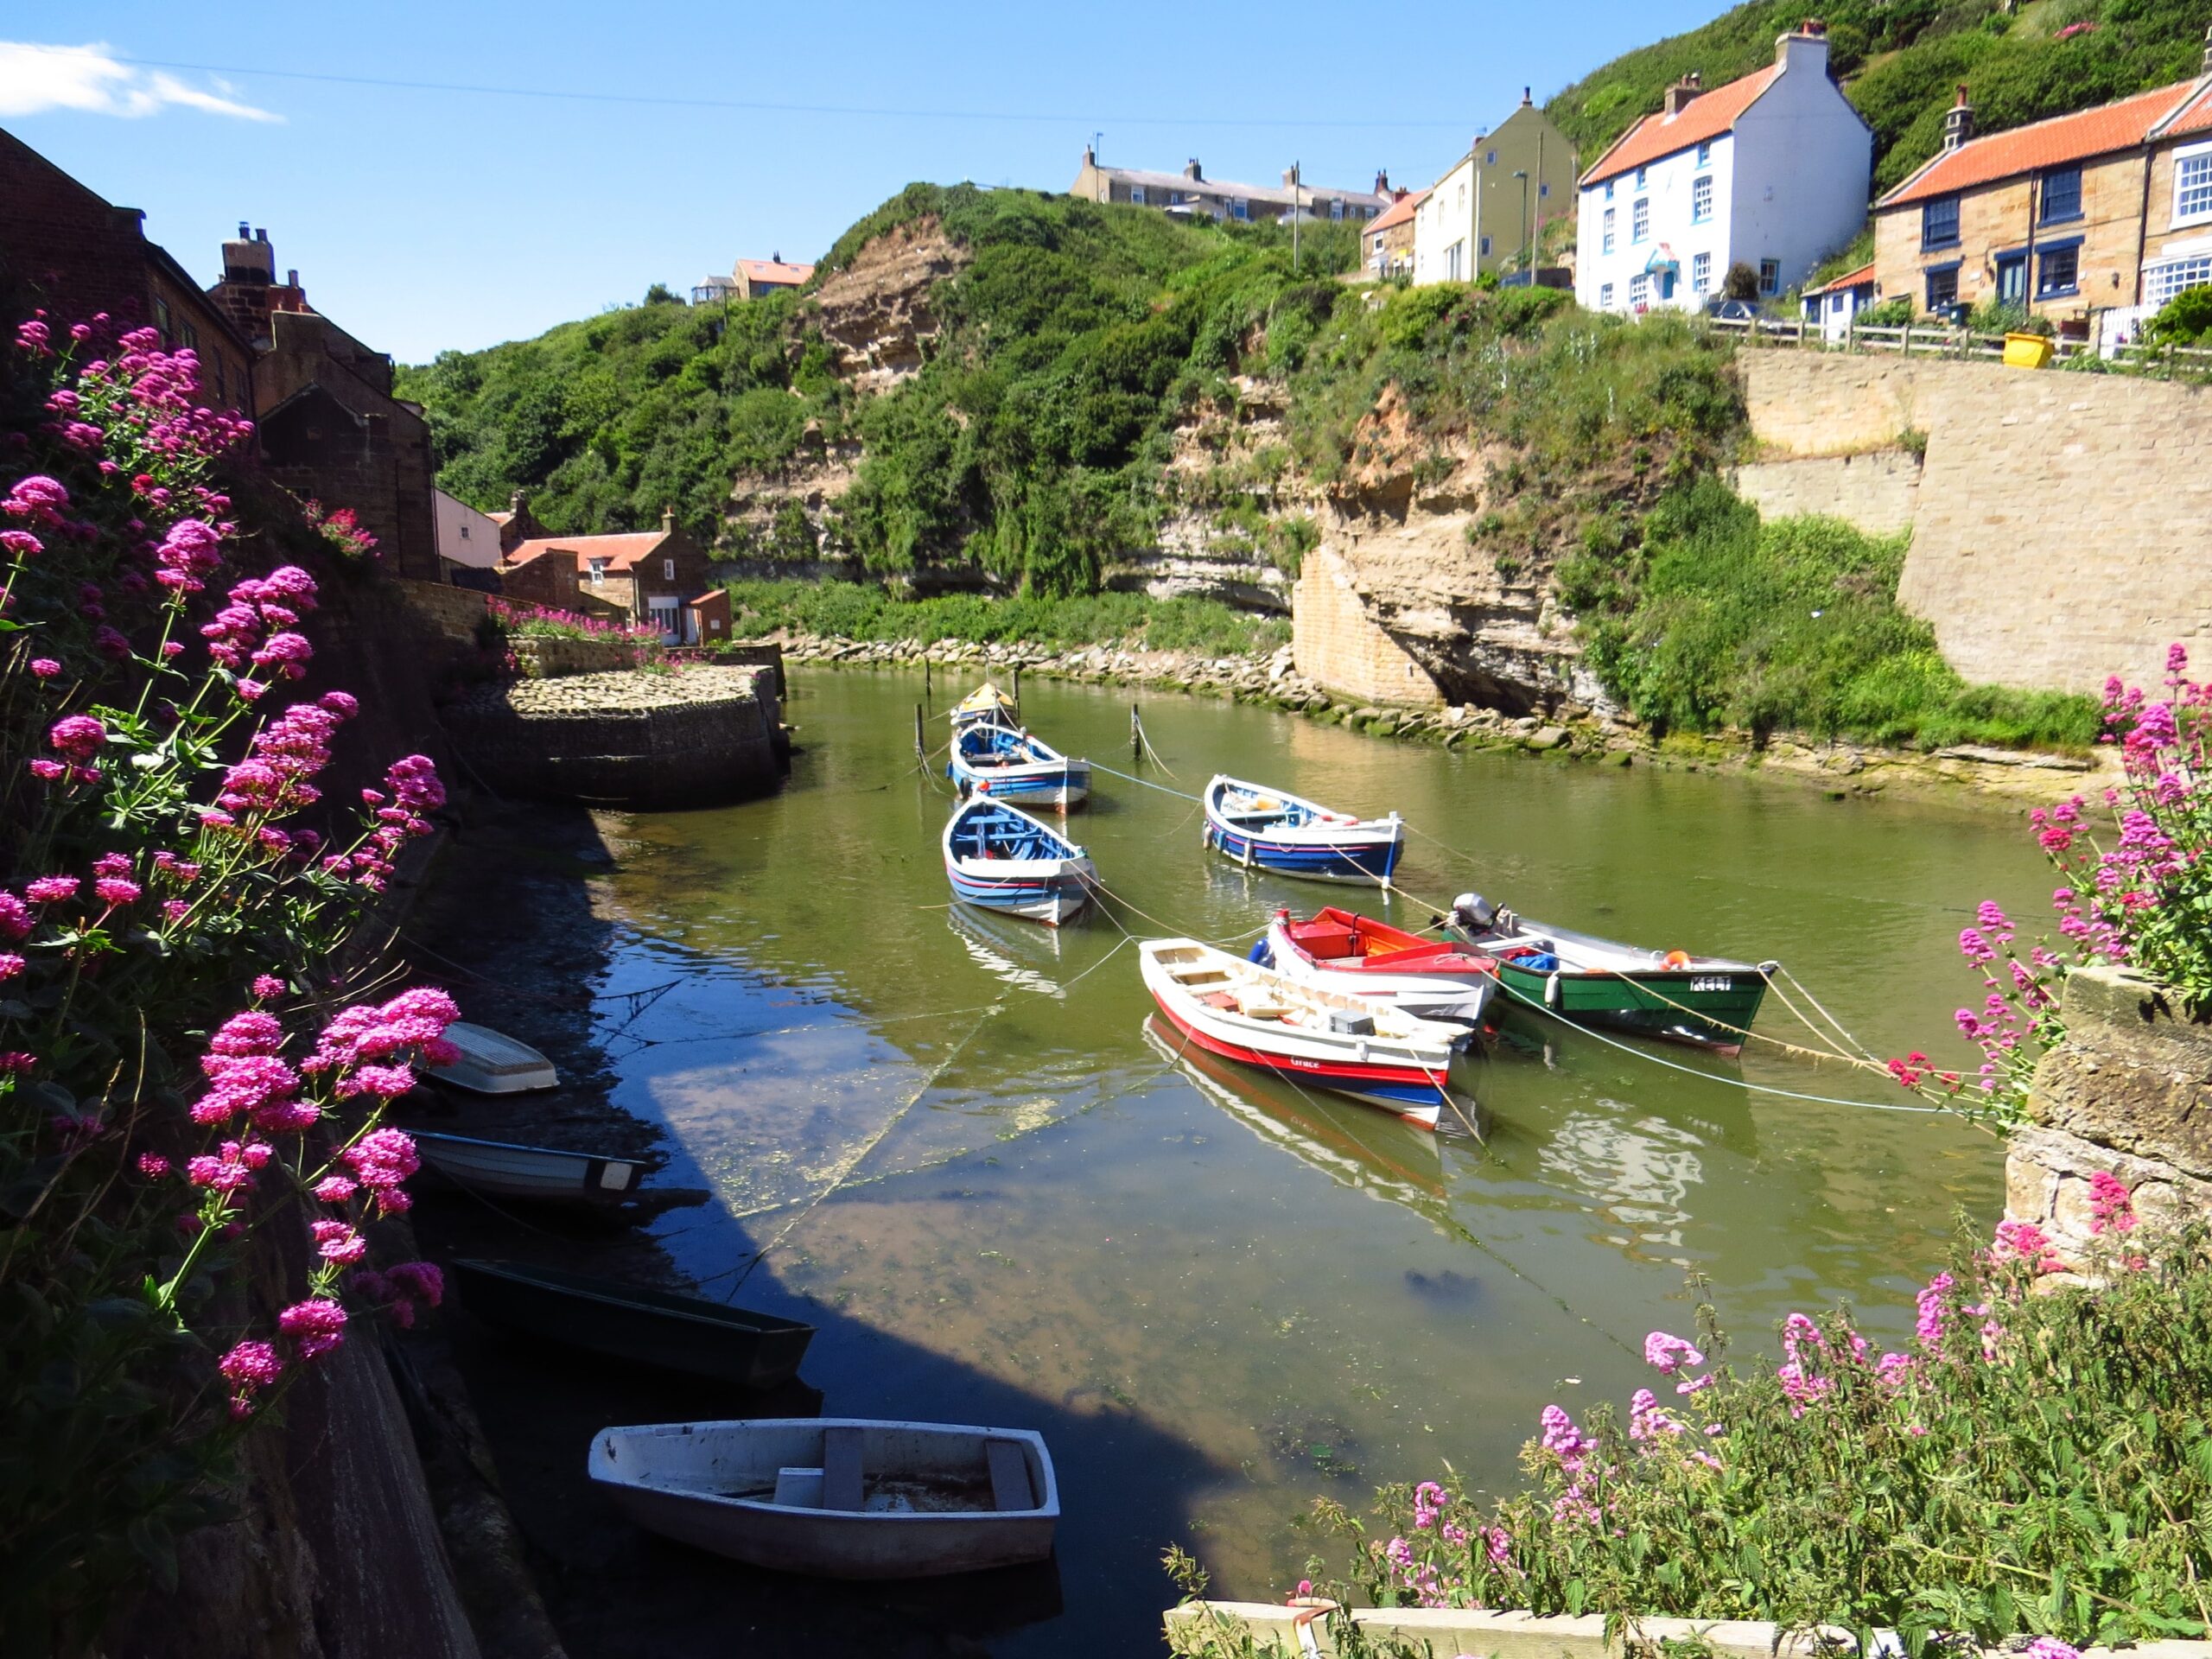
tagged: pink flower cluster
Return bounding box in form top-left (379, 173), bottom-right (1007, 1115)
top-left (200, 565), bottom-right (319, 698)
top-left (324, 754), bottom-right (444, 891)
top-left (213, 692), bottom-right (356, 823)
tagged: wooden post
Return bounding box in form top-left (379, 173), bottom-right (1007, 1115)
top-left (1012, 663), bottom-right (1021, 718)
top-left (914, 703), bottom-right (925, 761)
top-left (924, 656), bottom-right (932, 699)
top-left (1903, 322), bottom-right (1914, 359)
top-left (1131, 702), bottom-right (1141, 762)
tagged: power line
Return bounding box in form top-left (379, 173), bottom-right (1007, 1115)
top-left (111, 55), bottom-right (1478, 130)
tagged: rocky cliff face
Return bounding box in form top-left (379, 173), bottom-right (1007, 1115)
top-left (808, 215), bottom-right (964, 394)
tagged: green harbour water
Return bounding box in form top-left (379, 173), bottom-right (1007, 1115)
top-left (586, 665), bottom-right (2050, 1652)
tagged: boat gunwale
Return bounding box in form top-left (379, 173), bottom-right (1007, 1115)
top-left (411, 1128), bottom-right (664, 1170)
top-left (454, 1259), bottom-right (814, 1338)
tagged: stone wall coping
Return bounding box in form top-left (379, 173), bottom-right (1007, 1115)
top-left (1164, 1601), bottom-right (2212, 1659)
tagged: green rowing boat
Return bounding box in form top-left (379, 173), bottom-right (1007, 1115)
top-left (1446, 893), bottom-right (1771, 1053)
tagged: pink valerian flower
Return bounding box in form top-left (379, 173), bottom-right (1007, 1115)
top-left (28, 657), bottom-right (60, 678)
top-left (1538, 1404), bottom-right (1588, 1474)
top-left (27, 760), bottom-right (67, 783)
top-left (200, 566), bottom-right (319, 671)
top-left (152, 517), bottom-right (225, 594)
top-left (193, 1010), bottom-right (313, 1129)
top-left (218, 1339), bottom-right (285, 1419)
top-left (277, 1298), bottom-right (348, 1361)
top-left (1642, 1330), bottom-right (1704, 1372)
top-left (304, 987), bottom-right (462, 1075)
top-left (152, 851), bottom-right (201, 883)
top-left (46, 714), bottom-right (105, 762)
top-left (0, 893), bottom-right (28, 939)
top-left (25, 876), bottom-right (78, 905)
top-left (136, 1153), bottom-right (170, 1179)
top-left (342, 1127), bottom-right (420, 1216)
top-left (2088, 1169), bottom-right (2138, 1235)
top-left (251, 974), bottom-right (287, 1000)
top-left (1627, 1387), bottom-right (1685, 1442)
top-left (186, 1150), bottom-right (255, 1194)
top-left (311, 1220), bottom-right (368, 1265)
top-left (312, 1174), bottom-right (357, 1204)
top-left (337, 1064), bottom-right (419, 1100)
top-left (1411, 1480), bottom-right (1450, 1529)
top-left (0, 954), bottom-right (22, 982)
top-left (3, 474), bottom-right (69, 524)
top-left (2024, 1640), bottom-right (2082, 1659)
top-left (92, 876), bottom-right (141, 907)
top-left (1993, 1217), bottom-right (2068, 1274)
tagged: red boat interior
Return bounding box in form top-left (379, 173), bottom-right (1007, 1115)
top-left (1280, 908), bottom-right (1495, 976)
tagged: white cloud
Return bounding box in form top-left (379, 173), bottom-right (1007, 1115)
top-left (0, 42), bottom-right (280, 122)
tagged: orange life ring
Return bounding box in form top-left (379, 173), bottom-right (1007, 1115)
top-left (1662, 950), bottom-right (1691, 969)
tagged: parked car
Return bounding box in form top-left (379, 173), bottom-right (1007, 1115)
top-left (1703, 297), bottom-right (1760, 321)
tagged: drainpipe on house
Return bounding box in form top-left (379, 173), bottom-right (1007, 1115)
top-left (1472, 148), bottom-right (1484, 283)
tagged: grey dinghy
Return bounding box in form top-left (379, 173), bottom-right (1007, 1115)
top-left (588, 1418), bottom-right (1058, 1578)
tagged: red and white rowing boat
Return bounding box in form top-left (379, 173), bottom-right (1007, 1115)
top-left (1264, 906), bottom-right (1497, 1029)
top-left (1137, 938), bottom-right (1468, 1129)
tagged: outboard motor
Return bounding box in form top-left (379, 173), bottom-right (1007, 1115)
top-left (1247, 938), bottom-right (1274, 968)
top-left (1452, 892), bottom-right (1497, 932)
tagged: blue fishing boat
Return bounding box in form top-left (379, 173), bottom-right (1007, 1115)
top-left (947, 681), bottom-right (1019, 731)
top-left (1202, 774), bottom-right (1404, 885)
top-left (943, 798), bottom-right (1096, 926)
top-left (948, 719), bottom-right (1091, 810)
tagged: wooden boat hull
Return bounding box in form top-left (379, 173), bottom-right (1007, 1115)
top-left (949, 721), bottom-right (1091, 810)
top-left (943, 798), bottom-right (1095, 926)
top-left (1138, 938), bottom-right (1463, 1129)
top-left (412, 1130), bottom-right (658, 1201)
top-left (944, 858), bottom-right (1093, 925)
top-left (1202, 775), bottom-right (1403, 883)
top-left (427, 1020), bottom-right (559, 1095)
top-left (589, 1419), bottom-right (1058, 1579)
top-left (1490, 957), bottom-right (1767, 1052)
top-left (1264, 912), bottom-right (1494, 1027)
top-left (454, 1260), bottom-right (814, 1389)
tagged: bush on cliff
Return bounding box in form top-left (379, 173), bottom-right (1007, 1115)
top-left (1562, 477), bottom-right (2098, 750)
top-left (720, 578), bottom-right (1287, 657)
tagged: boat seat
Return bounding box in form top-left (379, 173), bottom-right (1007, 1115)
top-left (821, 1426), bottom-right (866, 1512)
top-left (984, 1438), bottom-right (1033, 1512)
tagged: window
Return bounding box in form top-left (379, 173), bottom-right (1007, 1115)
top-left (1630, 273), bottom-right (1649, 308)
top-left (1457, 182), bottom-right (1466, 213)
top-left (1330, 198), bottom-right (1344, 220)
top-left (588, 558), bottom-right (607, 587)
top-left (181, 321), bottom-right (199, 349)
top-left (1631, 197), bottom-right (1649, 243)
top-left (1538, 182), bottom-right (1548, 198)
top-left (663, 557), bottom-right (676, 580)
top-left (1486, 150), bottom-right (1497, 166)
top-left (1758, 258), bottom-right (1780, 296)
top-left (1692, 174), bottom-right (1713, 223)
top-left (1601, 207), bottom-right (1616, 254)
top-left (2178, 145), bottom-right (2212, 225)
top-left (2036, 242), bottom-right (2080, 297)
top-left (1922, 195), bottom-right (1961, 250)
top-left (1129, 186), bottom-right (1147, 205)
top-left (1692, 251), bottom-right (1713, 293)
top-left (1599, 282), bottom-right (1615, 308)
top-left (1926, 264), bottom-right (1960, 309)
top-left (154, 296), bottom-right (172, 345)
top-left (2039, 166), bottom-right (2082, 223)
top-left (459, 523), bottom-right (470, 541)
top-left (2145, 254), bottom-right (2212, 304)
top-left (1635, 166), bottom-right (1648, 188)
top-left (1479, 235), bottom-right (1491, 256)
top-left (1231, 200), bottom-right (1249, 220)
top-left (1696, 140), bottom-right (1712, 168)
top-left (1605, 180), bottom-right (1615, 200)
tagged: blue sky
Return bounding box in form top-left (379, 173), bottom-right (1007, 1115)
top-left (4, 1), bottom-right (1719, 362)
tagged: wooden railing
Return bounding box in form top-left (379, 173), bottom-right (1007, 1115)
top-left (1704, 313), bottom-right (2212, 375)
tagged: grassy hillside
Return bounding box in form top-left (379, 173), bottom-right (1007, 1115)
top-left (399, 185), bottom-right (1363, 594)
top-left (1548, 0), bottom-right (2209, 193)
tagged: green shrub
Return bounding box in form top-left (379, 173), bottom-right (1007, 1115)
top-left (718, 579), bottom-right (1286, 656)
top-left (2146, 283), bottom-right (2212, 345)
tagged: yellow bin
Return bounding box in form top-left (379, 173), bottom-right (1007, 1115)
top-left (2003, 332), bottom-right (2055, 370)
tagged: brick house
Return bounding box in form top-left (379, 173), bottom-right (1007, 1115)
top-left (498, 509), bottom-right (718, 643)
top-left (1575, 22), bottom-right (1873, 315)
top-left (0, 127), bottom-right (254, 413)
top-left (487, 489), bottom-right (548, 556)
top-left (734, 257), bottom-right (815, 299)
top-left (1365, 188), bottom-right (1426, 278)
top-left (1071, 149), bottom-right (1391, 225)
top-left (1872, 41), bottom-right (2212, 327)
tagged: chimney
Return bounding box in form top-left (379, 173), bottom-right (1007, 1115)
top-left (771, 250), bottom-right (782, 264)
top-left (1522, 85), bottom-right (1532, 105)
top-left (1944, 83), bottom-right (1975, 149)
top-left (1183, 157), bottom-right (1203, 181)
top-left (1282, 166), bottom-right (1300, 188)
top-left (2202, 21), bottom-right (2210, 73)
top-left (221, 223), bottom-right (275, 286)
top-left (1776, 17), bottom-right (1829, 72)
top-left (285, 269), bottom-right (298, 287)
top-left (661, 505), bottom-right (676, 535)
top-left (1664, 73), bottom-right (1705, 116)
top-left (1374, 168), bottom-right (1390, 195)
top-left (510, 489), bottom-right (529, 514)
top-left (1083, 143), bottom-right (1096, 167)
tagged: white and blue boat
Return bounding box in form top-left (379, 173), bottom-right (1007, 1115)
top-left (1202, 774), bottom-right (1405, 885)
top-left (948, 720), bottom-right (1091, 810)
top-left (947, 681), bottom-right (1019, 731)
top-left (943, 798), bottom-right (1096, 927)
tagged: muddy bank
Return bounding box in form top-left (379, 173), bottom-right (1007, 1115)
top-left (767, 632), bottom-right (2116, 808)
top-left (397, 795), bottom-right (1064, 1659)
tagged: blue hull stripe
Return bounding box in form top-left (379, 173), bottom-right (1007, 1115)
top-left (1206, 826), bottom-right (1402, 880)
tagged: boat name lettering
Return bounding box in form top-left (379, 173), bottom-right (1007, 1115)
top-left (1688, 976), bottom-right (1732, 993)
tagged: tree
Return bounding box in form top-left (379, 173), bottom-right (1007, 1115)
top-left (643, 283), bottom-right (682, 306)
top-left (1723, 262), bottom-right (1760, 302)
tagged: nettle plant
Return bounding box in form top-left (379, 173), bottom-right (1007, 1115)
top-left (1888, 647), bottom-right (2212, 1126)
top-left (1310, 1207), bottom-right (2212, 1655)
top-left (1, 315), bottom-right (460, 1644)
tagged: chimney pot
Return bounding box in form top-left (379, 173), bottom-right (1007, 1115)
top-left (1522, 85), bottom-right (1531, 104)
top-left (661, 505), bottom-right (676, 534)
top-left (1184, 157), bottom-right (1202, 181)
top-left (286, 269), bottom-right (298, 287)
top-left (1943, 83), bottom-right (1976, 148)
top-left (237, 220), bottom-right (250, 238)
top-left (2202, 21), bottom-right (2210, 73)
top-left (255, 228), bottom-right (267, 242)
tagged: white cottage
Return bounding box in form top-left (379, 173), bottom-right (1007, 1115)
top-left (1574, 22), bottom-right (1872, 315)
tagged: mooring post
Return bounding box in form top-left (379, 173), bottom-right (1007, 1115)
top-left (1131, 702), bottom-right (1141, 762)
top-left (914, 702), bottom-right (925, 762)
top-left (1012, 663), bottom-right (1021, 717)
top-left (924, 656), bottom-right (932, 700)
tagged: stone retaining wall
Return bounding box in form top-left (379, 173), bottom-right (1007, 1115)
top-left (2006, 964), bottom-right (2212, 1262)
top-left (444, 666), bottom-right (784, 809)
top-left (511, 635), bottom-right (635, 678)
top-left (1291, 543), bottom-right (1445, 709)
top-left (1731, 451), bottom-right (1921, 538)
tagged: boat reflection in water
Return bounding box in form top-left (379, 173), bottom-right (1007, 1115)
top-left (1141, 1017), bottom-right (1449, 1227)
top-left (946, 904), bottom-right (1066, 1000)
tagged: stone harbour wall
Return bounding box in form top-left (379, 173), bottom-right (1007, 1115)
top-left (1739, 353), bottom-right (2212, 696)
top-left (2006, 965), bottom-right (2212, 1263)
top-left (510, 635), bottom-right (634, 678)
top-left (443, 666), bottom-right (785, 809)
top-left (1730, 450), bottom-right (1921, 539)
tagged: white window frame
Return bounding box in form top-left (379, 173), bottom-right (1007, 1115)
top-left (587, 558), bottom-right (607, 587)
top-left (1630, 273), bottom-right (1649, 309)
top-left (1602, 207), bottom-right (1616, 254)
top-left (1758, 258), bottom-right (1781, 296)
top-left (1599, 282), bottom-right (1615, 308)
top-left (1691, 174), bottom-right (1713, 224)
top-left (1696, 140), bottom-right (1712, 168)
top-left (1631, 197), bottom-right (1649, 244)
top-left (1330, 198), bottom-right (1344, 220)
top-left (1692, 251), bottom-right (1712, 293)
top-left (2176, 142), bottom-right (2212, 227)
top-left (2144, 251), bottom-right (2212, 304)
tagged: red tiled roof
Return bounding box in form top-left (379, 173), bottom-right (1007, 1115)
top-left (486, 510), bottom-right (514, 525)
top-left (501, 530), bottom-right (670, 574)
top-left (1580, 66), bottom-right (1779, 188)
top-left (736, 258), bottom-right (814, 286)
top-left (1367, 188), bottom-right (1428, 234)
top-left (2162, 81), bottom-right (2212, 138)
top-left (1805, 260), bottom-right (1876, 296)
top-left (1880, 78), bottom-right (2206, 207)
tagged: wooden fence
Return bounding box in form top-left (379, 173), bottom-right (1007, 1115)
top-left (1705, 313), bottom-right (2212, 376)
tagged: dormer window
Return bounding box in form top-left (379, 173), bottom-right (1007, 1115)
top-left (588, 558), bottom-right (607, 586)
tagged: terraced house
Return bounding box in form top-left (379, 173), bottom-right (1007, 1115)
top-left (1872, 35), bottom-right (2212, 333)
top-left (1070, 148), bottom-right (1391, 225)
